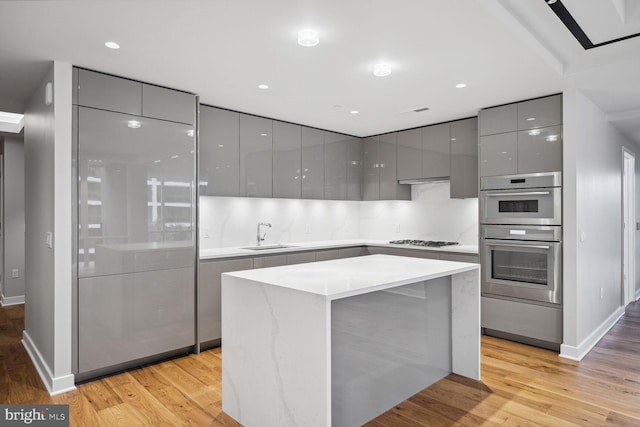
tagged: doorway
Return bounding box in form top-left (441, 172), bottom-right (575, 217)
top-left (623, 148), bottom-right (636, 305)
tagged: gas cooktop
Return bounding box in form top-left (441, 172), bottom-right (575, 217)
top-left (389, 239), bottom-right (459, 248)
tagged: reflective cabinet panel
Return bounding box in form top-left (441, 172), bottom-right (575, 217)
top-left (77, 107), bottom-right (196, 278)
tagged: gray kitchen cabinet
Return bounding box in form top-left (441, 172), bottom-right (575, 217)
top-left (273, 121), bottom-right (302, 199)
top-left (421, 123), bottom-right (450, 179)
top-left (517, 125), bottom-right (562, 174)
top-left (199, 258), bottom-right (252, 344)
top-left (379, 133), bottom-right (411, 200)
top-left (450, 117), bottom-right (478, 198)
top-left (479, 133), bottom-right (518, 177)
top-left (517, 95), bottom-right (562, 130)
top-left (347, 137), bottom-right (362, 201)
top-left (77, 69), bottom-right (142, 115)
top-left (397, 128), bottom-right (422, 181)
top-left (339, 247), bottom-right (367, 258)
top-left (286, 251), bottom-right (316, 265)
top-left (478, 103), bottom-right (517, 136)
top-left (441, 253), bottom-right (478, 263)
top-left (253, 254), bottom-right (288, 268)
top-left (199, 106), bottom-right (240, 197)
top-left (72, 67), bottom-right (78, 105)
top-left (301, 127), bottom-right (324, 199)
top-left (240, 114), bottom-right (273, 198)
top-left (142, 84), bottom-right (195, 125)
top-left (315, 249), bottom-right (343, 261)
top-left (362, 136), bottom-right (379, 201)
top-left (324, 132), bottom-right (348, 200)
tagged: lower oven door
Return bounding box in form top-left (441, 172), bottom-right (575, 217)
top-left (481, 238), bottom-right (562, 304)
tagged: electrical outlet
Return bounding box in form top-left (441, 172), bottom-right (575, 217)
top-left (11, 269), bottom-right (19, 279)
top-left (202, 227), bottom-right (210, 239)
top-left (395, 224), bottom-right (400, 233)
top-left (305, 223), bottom-right (311, 234)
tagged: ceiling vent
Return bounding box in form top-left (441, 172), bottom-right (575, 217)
top-left (413, 107), bottom-right (430, 113)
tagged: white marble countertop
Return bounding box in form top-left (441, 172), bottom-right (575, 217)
top-left (223, 254), bottom-right (479, 300)
top-left (200, 239), bottom-right (478, 260)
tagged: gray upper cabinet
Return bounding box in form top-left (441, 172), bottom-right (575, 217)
top-left (379, 133), bottom-right (411, 200)
top-left (517, 95), bottom-right (562, 130)
top-left (362, 136), bottom-right (379, 201)
top-left (397, 128), bottom-right (422, 181)
top-left (324, 132), bottom-right (348, 200)
top-left (72, 67), bottom-right (78, 105)
top-left (240, 114), bottom-right (273, 198)
top-left (450, 117), bottom-right (478, 198)
top-left (517, 125), bottom-right (562, 174)
top-left (346, 137), bottom-right (362, 201)
top-left (77, 69), bottom-right (142, 115)
top-left (479, 103), bottom-right (517, 136)
top-left (273, 121), bottom-right (302, 199)
top-left (421, 123), bottom-right (450, 179)
top-left (301, 127), bottom-right (324, 199)
top-left (199, 106), bottom-right (240, 197)
top-left (479, 133), bottom-right (517, 177)
top-left (142, 84), bottom-right (195, 125)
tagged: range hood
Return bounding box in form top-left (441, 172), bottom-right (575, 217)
top-left (398, 176), bottom-right (450, 185)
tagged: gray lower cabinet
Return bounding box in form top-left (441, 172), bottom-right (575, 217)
top-left (77, 69), bottom-right (142, 115)
top-left (450, 117), bottom-right (478, 198)
top-left (366, 246), bottom-right (478, 263)
top-left (199, 106), bottom-right (240, 197)
top-left (253, 254), bottom-right (288, 269)
top-left (315, 249), bottom-right (343, 261)
top-left (286, 251), bottom-right (317, 265)
top-left (240, 114), bottom-right (273, 197)
top-left (142, 84), bottom-right (195, 125)
top-left (517, 125), bottom-right (562, 174)
top-left (324, 132), bottom-right (348, 200)
top-left (273, 121), bottom-right (302, 199)
top-left (301, 127), bottom-right (325, 199)
top-left (421, 123), bottom-right (450, 179)
top-left (479, 133), bottom-right (518, 177)
top-left (78, 268), bottom-right (195, 374)
top-left (397, 128), bottom-right (422, 181)
top-left (200, 258), bottom-right (253, 344)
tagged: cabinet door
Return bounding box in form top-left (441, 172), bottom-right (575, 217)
top-left (379, 133), bottom-right (411, 200)
top-left (397, 128), bottom-right (422, 181)
top-left (517, 126), bottom-right (562, 174)
top-left (200, 258), bottom-right (252, 343)
top-left (286, 251), bottom-right (316, 265)
top-left (240, 114), bottom-right (272, 197)
top-left (346, 138), bottom-right (362, 201)
top-left (78, 69), bottom-right (142, 115)
top-left (324, 132), bottom-right (347, 200)
top-left (199, 106), bottom-right (240, 197)
top-left (422, 123), bottom-right (450, 179)
top-left (315, 249), bottom-right (342, 261)
top-left (479, 104), bottom-right (517, 136)
top-left (362, 137), bottom-right (379, 201)
top-left (517, 95), bottom-right (562, 130)
top-left (72, 67), bottom-right (79, 105)
top-left (142, 84), bottom-right (195, 125)
top-left (301, 127), bottom-right (324, 199)
top-left (450, 117), bottom-right (478, 198)
top-left (339, 247), bottom-right (367, 258)
top-left (479, 133), bottom-right (517, 177)
top-left (273, 121), bottom-right (302, 199)
top-left (253, 255), bottom-right (287, 268)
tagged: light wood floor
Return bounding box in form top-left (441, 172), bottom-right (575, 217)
top-left (2, 302), bottom-right (640, 426)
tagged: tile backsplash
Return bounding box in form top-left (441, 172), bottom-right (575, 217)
top-left (199, 181), bottom-right (478, 250)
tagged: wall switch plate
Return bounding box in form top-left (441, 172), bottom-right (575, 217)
top-left (202, 227), bottom-right (210, 238)
top-left (11, 269), bottom-right (19, 279)
top-left (46, 231), bottom-right (53, 248)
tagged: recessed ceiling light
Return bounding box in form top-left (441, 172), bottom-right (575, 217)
top-left (297, 29), bottom-right (319, 47)
top-left (350, 110), bottom-right (359, 115)
top-left (373, 63), bottom-right (392, 77)
top-left (105, 41), bottom-right (120, 50)
top-left (455, 83), bottom-right (467, 89)
top-left (127, 120), bottom-right (141, 129)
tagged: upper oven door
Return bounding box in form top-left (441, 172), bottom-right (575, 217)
top-left (480, 187), bottom-right (561, 225)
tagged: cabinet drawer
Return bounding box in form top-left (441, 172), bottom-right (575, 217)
top-left (78, 69), bottom-right (142, 115)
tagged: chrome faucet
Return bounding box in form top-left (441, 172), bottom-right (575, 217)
top-left (257, 222), bottom-right (272, 246)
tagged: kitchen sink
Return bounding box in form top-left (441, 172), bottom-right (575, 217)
top-left (241, 244), bottom-right (296, 250)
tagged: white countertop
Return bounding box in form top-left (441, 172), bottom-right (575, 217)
top-left (200, 239), bottom-right (478, 260)
top-left (223, 254), bottom-right (479, 300)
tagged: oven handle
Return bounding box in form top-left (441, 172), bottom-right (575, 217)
top-left (485, 191), bottom-right (551, 197)
top-left (485, 242), bottom-right (551, 250)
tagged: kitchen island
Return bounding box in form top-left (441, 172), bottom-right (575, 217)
top-left (221, 254), bottom-right (480, 427)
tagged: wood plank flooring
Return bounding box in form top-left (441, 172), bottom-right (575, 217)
top-left (1, 302), bottom-right (640, 426)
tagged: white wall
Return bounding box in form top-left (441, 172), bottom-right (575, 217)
top-left (23, 61), bottom-right (74, 394)
top-left (1, 136), bottom-right (25, 304)
top-left (562, 87), bottom-right (640, 360)
top-left (199, 181), bottom-right (478, 250)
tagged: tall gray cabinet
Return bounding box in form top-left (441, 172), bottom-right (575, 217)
top-left (73, 68), bottom-right (197, 379)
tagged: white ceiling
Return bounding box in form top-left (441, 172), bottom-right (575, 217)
top-left (0, 0), bottom-right (638, 140)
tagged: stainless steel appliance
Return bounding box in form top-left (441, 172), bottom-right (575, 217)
top-left (480, 172), bottom-right (561, 225)
top-left (389, 239), bottom-right (459, 248)
top-left (479, 172), bottom-right (563, 350)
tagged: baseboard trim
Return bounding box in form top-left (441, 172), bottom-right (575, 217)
top-left (560, 306), bottom-right (625, 361)
top-left (22, 331), bottom-right (76, 396)
top-left (0, 293), bottom-right (25, 306)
